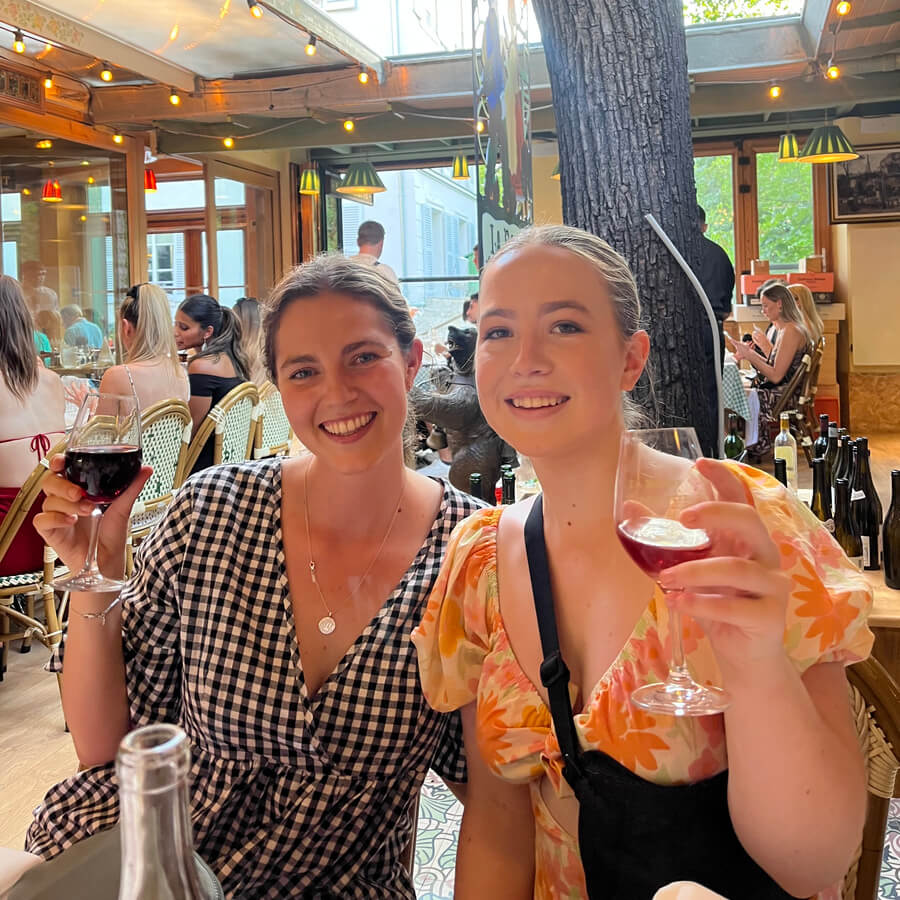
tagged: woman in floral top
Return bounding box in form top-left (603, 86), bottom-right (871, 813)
top-left (412, 225), bottom-right (872, 899)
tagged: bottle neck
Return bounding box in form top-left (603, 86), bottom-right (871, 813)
top-left (892, 471), bottom-right (900, 508)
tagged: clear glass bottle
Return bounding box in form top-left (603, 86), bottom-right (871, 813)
top-left (773, 413), bottom-right (797, 490)
top-left (117, 724), bottom-right (211, 900)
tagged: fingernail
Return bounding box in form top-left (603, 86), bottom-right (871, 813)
top-left (79, 501), bottom-right (93, 514)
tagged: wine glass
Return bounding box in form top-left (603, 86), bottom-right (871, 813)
top-left (52, 391), bottom-right (143, 593)
top-left (614, 427), bottom-right (730, 716)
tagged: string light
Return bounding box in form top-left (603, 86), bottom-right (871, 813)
top-left (223, 136), bottom-right (235, 148)
top-left (80, 215), bottom-right (87, 222)
top-left (100, 63), bottom-right (113, 82)
top-left (475, 119), bottom-right (485, 133)
top-left (87, 176), bottom-right (95, 184)
top-left (36, 139), bottom-right (53, 149)
top-left (22, 188), bottom-right (31, 196)
top-left (247, 0), bottom-right (264, 17)
top-left (112, 133), bottom-right (124, 144)
top-left (342, 119), bottom-right (355, 133)
top-left (43, 74), bottom-right (53, 89)
top-left (826, 63), bottom-right (840, 79)
top-left (358, 70), bottom-right (369, 85)
top-left (13, 29), bottom-right (26, 53)
top-left (768, 83), bottom-right (782, 99)
top-left (169, 89), bottom-right (181, 106)
top-left (305, 35), bottom-right (317, 56)
top-left (81, 160), bottom-right (90, 166)
top-left (835, 1), bottom-right (851, 14)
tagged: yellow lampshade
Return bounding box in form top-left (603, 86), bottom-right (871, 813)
top-left (551, 162), bottom-right (560, 181)
top-left (452, 154), bottom-right (470, 180)
top-left (777, 132), bottom-right (800, 163)
top-left (336, 162), bottom-right (386, 195)
top-left (298, 167), bottom-right (320, 195)
top-left (798, 124), bottom-right (859, 163)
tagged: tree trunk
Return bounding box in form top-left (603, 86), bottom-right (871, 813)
top-left (531, 0), bottom-right (718, 455)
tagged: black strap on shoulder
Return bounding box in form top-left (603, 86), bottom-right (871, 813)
top-left (523, 496), bottom-right (585, 780)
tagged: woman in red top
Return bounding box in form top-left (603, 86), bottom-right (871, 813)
top-left (0, 275), bottom-right (65, 575)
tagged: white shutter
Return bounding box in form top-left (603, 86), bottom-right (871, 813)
top-left (341, 202), bottom-right (362, 253)
top-left (422, 205), bottom-right (433, 277)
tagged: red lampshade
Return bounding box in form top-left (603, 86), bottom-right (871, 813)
top-left (41, 178), bottom-right (62, 202)
top-left (144, 169), bottom-right (158, 192)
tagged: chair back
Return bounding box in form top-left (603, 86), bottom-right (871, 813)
top-left (137, 399), bottom-right (192, 500)
top-left (844, 656), bottom-right (900, 899)
top-left (770, 352), bottom-right (811, 421)
top-left (254, 382), bottom-right (293, 459)
top-left (184, 382), bottom-right (259, 473)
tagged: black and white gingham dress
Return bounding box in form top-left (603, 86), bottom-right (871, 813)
top-left (26, 459), bottom-right (482, 898)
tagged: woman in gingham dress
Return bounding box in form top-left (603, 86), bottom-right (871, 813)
top-left (28, 256), bottom-right (482, 898)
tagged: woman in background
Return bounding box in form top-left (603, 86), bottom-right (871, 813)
top-left (0, 276), bottom-right (65, 576)
top-left (234, 296), bottom-right (268, 386)
top-left (35, 309), bottom-right (63, 351)
top-left (790, 283), bottom-right (824, 348)
top-left (174, 293), bottom-right (249, 473)
top-left (99, 283), bottom-right (189, 410)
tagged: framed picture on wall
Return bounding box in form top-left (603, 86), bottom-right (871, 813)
top-left (830, 144), bottom-right (900, 223)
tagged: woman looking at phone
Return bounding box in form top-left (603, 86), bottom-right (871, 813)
top-left (27, 256), bottom-right (481, 898)
top-left (413, 226), bottom-right (871, 899)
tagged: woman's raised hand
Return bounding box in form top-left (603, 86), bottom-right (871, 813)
top-left (34, 455), bottom-right (153, 580)
top-left (658, 458), bottom-right (791, 683)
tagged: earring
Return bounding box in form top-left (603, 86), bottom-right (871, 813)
top-left (201, 340), bottom-right (207, 351)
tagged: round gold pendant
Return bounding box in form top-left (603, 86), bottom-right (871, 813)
top-left (318, 615), bottom-right (336, 635)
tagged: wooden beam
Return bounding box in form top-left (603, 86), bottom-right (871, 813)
top-left (0, 0), bottom-right (197, 92)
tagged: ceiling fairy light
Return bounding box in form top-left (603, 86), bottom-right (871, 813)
top-left (112, 133), bottom-right (124, 144)
top-left (342, 119), bottom-right (355, 133)
top-left (223, 136), bottom-right (235, 148)
top-left (358, 70), bottom-right (369, 85)
top-left (247, 0), bottom-right (264, 17)
top-left (100, 62), bottom-right (114, 82)
top-left (13, 29), bottom-right (26, 53)
top-left (169, 89), bottom-right (181, 106)
top-left (305, 35), bottom-right (317, 56)
top-left (835, 1), bottom-right (851, 14)
top-left (826, 62), bottom-right (840, 79)
top-left (768, 83), bottom-right (782, 99)
top-left (475, 119), bottom-right (485, 133)
top-left (43, 74), bottom-right (53, 89)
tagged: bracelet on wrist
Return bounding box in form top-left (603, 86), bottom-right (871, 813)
top-left (72, 595), bottom-right (123, 626)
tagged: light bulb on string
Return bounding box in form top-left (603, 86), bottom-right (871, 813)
top-left (43, 74), bottom-right (53, 90)
top-left (343, 119), bottom-right (355, 133)
top-left (358, 70), bottom-right (369, 85)
top-left (112, 133), bottom-right (124, 144)
top-left (247, 0), bottom-right (264, 17)
top-left (768, 83), bottom-right (782, 100)
top-left (223, 136), bottom-right (235, 148)
top-left (305, 35), bottom-right (317, 56)
top-left (826, 63), bottom-right (840, 79)
top-left (475, 119), bottom-right (485, 133)
top-left (36, 139), bottom-right (52, 150)
top-left (169, 89), bottom-right (181, 106)
top-left (100, 63), bottom-right (113, 82)
top-left (13, 29), bottom-right (26, 53)
top-left (835, 1), bottom-right (851, 14)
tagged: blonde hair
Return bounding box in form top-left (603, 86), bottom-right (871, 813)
top-left (486, 225), bottom-right (651, 427)
top-left (120, 283), bottom-right (181, 376)
top-left (788, 283), bottom-right (823, 345)
top-left (234, 297), bottom-right (267, 385)
top-left (759, 279), bottom-right (809, 341)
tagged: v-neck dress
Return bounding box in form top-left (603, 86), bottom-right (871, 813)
top-left (26, 458), bottom-right (483, 899)
top-left (412, 462), bottom-right (874, 899)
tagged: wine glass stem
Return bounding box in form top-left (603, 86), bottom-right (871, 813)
top-left (663, 589), bottom-right (693, 685)
top-left (82, 505), bottom-right (104, 577)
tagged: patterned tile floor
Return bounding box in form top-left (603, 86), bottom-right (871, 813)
top-left (414, 774), bottom-right (900, 899)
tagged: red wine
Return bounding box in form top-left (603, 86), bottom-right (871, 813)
top-left (617, 516), bottom-right (712, 577)
top-left (65, 445), bottom-right (142, 504)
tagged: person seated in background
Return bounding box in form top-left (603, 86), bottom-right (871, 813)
top-left (0, 276), bottom-right (65, 577)
top-left (32, 325), bottom-right (51, 357)
top-left (727, 279), bottom-right (810, 458)
top-left (98, 283), bottom-right (189, 411)
top-left (35, 309), bottom-right (63, 351)
top-left (174, 293), bottom-right (249, 474)
top-left (234, 296), bottom-right (268, 385)
top-left (60, 305), bottom-right (103, 350)
top-left (789, 283), bottom-right (824, 348)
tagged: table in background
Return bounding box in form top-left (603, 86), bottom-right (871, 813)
top-left (722, 358), bottom-right (750, 422)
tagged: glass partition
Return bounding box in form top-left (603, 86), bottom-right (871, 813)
top-left (0, 132), bottom-right (129, 368)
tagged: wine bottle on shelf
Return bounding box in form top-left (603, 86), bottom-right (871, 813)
top-left (850, 437), bottom-right (883, 571)
top-left (823, 423), bottom-right (839, 485)
top-left (468, 472), bottom-right (483, 502)
top-left (809, 457), bottom-right (834, 533)
top-left (774, 457), bottom-right (788, 487)
top-left (773, 413), bottom-right (798, 490)
top-left (834, 478), bottom-right (863, 570)
top-left (724, 414), bottom-right (745, 460)
top-left (813, 415), bottom-right (830, 461)
top-left (884, 470), bottom-right (900, 590)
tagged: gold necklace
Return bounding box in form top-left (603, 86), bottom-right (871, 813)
top-left (303, 460), bottom-right (407, 636)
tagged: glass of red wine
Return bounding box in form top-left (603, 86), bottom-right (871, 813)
top-left (615, 427), bottom-right (730, 716)
top-left (52, 391), bottom-right (143, 593)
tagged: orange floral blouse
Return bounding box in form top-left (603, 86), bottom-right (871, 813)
top-left (412, 463), bottom-right (874, 900)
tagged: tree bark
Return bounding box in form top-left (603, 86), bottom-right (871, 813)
top-left (531, 0), bottom-right (718, 455)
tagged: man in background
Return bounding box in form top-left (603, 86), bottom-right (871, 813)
top-left (61, 305), bottom-right (103, 349)
top-left (20, 261), bottom-right (59, 315)
top-left (349, 220), bottom-right (399, 285)
top-left (463, 293), bottom-right (479, 324)
top-left (697, 204), bottom-right (735, 370)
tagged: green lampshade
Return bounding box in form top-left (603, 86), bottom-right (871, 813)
top-left (298, 167), bottom-right (320, 195)
top-left (336, 161), bottom-right (386, 195)
top-left (452, 154), bottom-right (470, 180)
top-left (777, 132), bottom-right (800, 163)
top-left (798, 124), bottom-right (859, 164)
top-left (551, 161), bottom-right (560, 181)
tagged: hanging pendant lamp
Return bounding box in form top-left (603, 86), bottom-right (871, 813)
top-left (41, 178), bottom-right (62, 202)
top-left (143, 169), bottom-right (158, 192)
top-left (452, 154), bottom-right (470, 180)
top-left (798, 123), bottom-right (859, 164)
top-left (336, 161), bottom-right (386, 195)
top-left (777, 132), bottom-right (800, 163)
top-left (298, 167), bottom-right (320, 195)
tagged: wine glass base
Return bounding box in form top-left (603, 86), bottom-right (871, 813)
top-left (632, 680), bottom-right (730, 717)
top-left (52, 571), bottom-right (125, 594)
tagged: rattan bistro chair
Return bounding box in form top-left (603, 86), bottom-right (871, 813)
top-left (253, 382), bottom-right (293, 459)
top-left (0, 442), bottom-right (66, 684)
top-left (129, 399), bottom-right (192, 543)
top-left (183, 382), bottom-right (259, 474)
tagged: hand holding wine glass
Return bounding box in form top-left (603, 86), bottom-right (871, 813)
top-left (38, 392), bottom-right (150, 593)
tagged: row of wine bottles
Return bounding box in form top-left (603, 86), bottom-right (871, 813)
top-left (469, 467), bottom-right (516, 505)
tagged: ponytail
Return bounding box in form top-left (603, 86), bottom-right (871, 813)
top-left (180, 293), bottom-right (250, 379)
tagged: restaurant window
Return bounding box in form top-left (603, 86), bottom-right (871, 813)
top-left (0, 133), bottom-right (129, 367)
top-left (694, 154), bottom-right (736, 268)
top-left (756, 151), bottom-right (814, 271)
